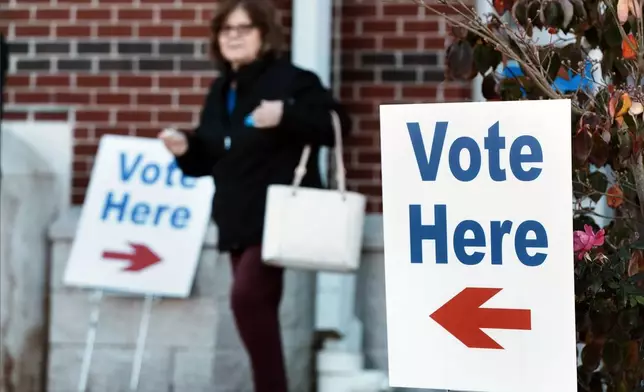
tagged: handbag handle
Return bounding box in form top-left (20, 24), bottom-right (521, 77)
top-left (291, 111), bottom-right (346, 193)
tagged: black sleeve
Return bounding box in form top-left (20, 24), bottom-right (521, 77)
top-left (278, 70), bottom-right (352, 147)
top-left (174, 82), bottom-right (220, 177)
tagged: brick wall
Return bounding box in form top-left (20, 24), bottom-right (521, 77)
top-left (3, 0), bottom-right (470, 212)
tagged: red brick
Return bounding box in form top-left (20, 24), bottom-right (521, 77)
top-left (159, 8), bottom-right (197, 21)
top-left (404, 20), bottom-right (440, 33)
top-left (342, 4), bottom-right (377, 18)
top-left (138, 25), bottom-right (174, 37)
top-left (401, 86), bottom-right (438, 100)
top-left (118, 75), bottom-right (154, 88)
top-left (73, 160), bottom-right (89, 174)
top-left (362, 20), bottom-right (397, 33)
top-left (382, 3), bottom-right (421, 17)
top-left (135, 93), bottom-right (173, 106)
top-left (14, 92), bottom-right (51, 103)
top-left (4, 112), bottom-right (29, 121)
top-left (36, 75), bottom-right (71, 87)
top-left (157, 111), bottom-right (193, 123)
top-left (73, 143), bottom-right (99, 158)
top-left (178, 93), bottom-right (205, 106)
top-left (74, 127), bottom-right (92, 139)
top-left (117, 8), bottom-right (154, 20)
top-left (381, 37), bottom-right (418, 50)
top-left (77, 110), bottom-right (110, 122)
top-left (57, 0), bottom-right (92, 4)
top-left (5, 9), bottom-right (31, 21)
top-left (359, 86), bottom-right (395, 99)
top-left (343, 37), bottom-right (376, 50)
top-left (34, 8), bottom-right (71, 20)
top-left (134, 128), bottom-right (160, 138)
top-left (179, 25), bottom-right (209, 38)
top-left (95, 127), bottom-right (129, 137)
top-left (56, 25), bottom-right (93, 37)
top-left (116, 111), bottom-right (152, 123)
top-left (35, 112), bottom-right (69, 121)
top-left (357, 151), bottom-right (381, 165)
top-left (157, 75), bottom-right (194, 89)
top-left (96, 93), bottom-right (131, 105)
top-left (76, 9), bottom-right (113, 20)
top-left (77, 75), bottom-right (112, 88)
top-left (53, 92), bottom-right (93, 105)
top-left (15, 25), bottom-right (51, 37)
top-left (97, 25), bottom-right (134, 37)
top-left (7, 75), bottom-right (31, 88)
top-left (423, 37), bottom-right (446, 49)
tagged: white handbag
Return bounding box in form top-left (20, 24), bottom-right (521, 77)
top-left (261, 111), bottom-right (367, 272)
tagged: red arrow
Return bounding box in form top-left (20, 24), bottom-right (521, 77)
top-left (102, 243), bottom-right (161, 272)
top-left (429, 287), bottom-right (531, 350)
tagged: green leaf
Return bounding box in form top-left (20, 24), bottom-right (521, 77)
top-left (473, 44), bottom-right (502, 75)
top-left (581, 341), bottom-right (603, 372)
top-left (604, 19), bottom-right (623, 48)
top-left (587, 171), bottom-right (608, 202)
top-left (635, 296), bottom-right (644, 305)
top-left (602, 339), bottom-right (623, 370)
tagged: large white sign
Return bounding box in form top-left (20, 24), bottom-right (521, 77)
top-left (379, 100), bottom-right (576, 392)
top-left (64, 135), bottom-right (215, 298)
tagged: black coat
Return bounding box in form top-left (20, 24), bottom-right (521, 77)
top-left (176, 55), bottom-right (352, 252)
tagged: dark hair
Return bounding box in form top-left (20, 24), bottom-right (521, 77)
top-left (209, 0), bottom-right (284, 67)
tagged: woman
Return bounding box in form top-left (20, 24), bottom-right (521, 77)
top-left (158, 0), bottom-right (351, 391)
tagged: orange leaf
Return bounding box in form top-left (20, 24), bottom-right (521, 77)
top-left (616, 93), bottom-right (633, 117)
top-left (622, 33), bottom-right (638, 60)
top-left (606, 184), bottom-right (624, 208)
top-left (627, 249), bottom-right (644, 277)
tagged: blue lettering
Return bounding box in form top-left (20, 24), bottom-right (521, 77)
top-left (409, 204), bottom-right (448, 264)
top-left (453, 220), bottom-right (485, 265)
top-left (510, 136), bottom-right (543, 181)
top-left (407, 121), bottom-right (448, 182)
top-left (408, 204), bottom-right (548, 266)
top-left (119, 152), bottom-right (198, 189)
top-left (408, 121), bottom-right (543, 182)
top-left (101, 191), bottom-right (128, 221)
top-left (141, 164), bottom-right (161, 184)
top-left (490, 221), bottom-right (512, 265)
top-left (448, 137), bottom-right (481, 182)
top-left (131, 202), bottom-right (150, 224)
top-left (100, 191), bottom-right (192, 229)
top-left (119, 153), bottom-right (143, 182)
top-left (515, 221), bottom-right (548, 266)
top-left (484, 121), bottom-right (506, 181)
top-left (170, 207), bottom-right (191, 229)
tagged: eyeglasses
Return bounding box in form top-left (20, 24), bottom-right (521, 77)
top-left (220, 23), bottom-right (256, 37)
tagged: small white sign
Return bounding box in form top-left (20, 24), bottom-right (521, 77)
top-left (379, 100), bottom-right (576, 392)
top-left (64, 135), bottom-right (215, 298)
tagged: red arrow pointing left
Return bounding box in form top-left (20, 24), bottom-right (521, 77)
top-left (102, 243), bottom-right (161, 272)
top-left (429, 287), bottom-right (531, 350)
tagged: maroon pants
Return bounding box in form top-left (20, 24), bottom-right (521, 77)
top-left (230, 245), bottom-right (287, 392)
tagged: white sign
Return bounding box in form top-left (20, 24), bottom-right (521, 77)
top-left (379, 100), bottom-right (576, 392)
top-left (64, 135), bottom-right (215, 298)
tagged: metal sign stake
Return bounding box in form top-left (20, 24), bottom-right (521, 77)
top-left (129, 295), bottom-right (155, 391)
top-left (78, 290), bottom-right (104, 392)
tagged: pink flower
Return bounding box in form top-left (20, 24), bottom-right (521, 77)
top-left (573, 225), bottom-right (605, 260)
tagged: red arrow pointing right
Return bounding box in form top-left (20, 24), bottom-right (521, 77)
top-left (429, 287), bottom-right (531, 350)
top-left (102, 243), bottom-right (161, 272)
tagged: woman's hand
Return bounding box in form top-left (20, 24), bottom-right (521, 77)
top-left (250, 100), bottom-right (284, 128)
top-left (158, 128), bottom-right (188, 156)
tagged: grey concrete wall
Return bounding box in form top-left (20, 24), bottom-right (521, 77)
top-left (0, 128), bottom-right (66, 392)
